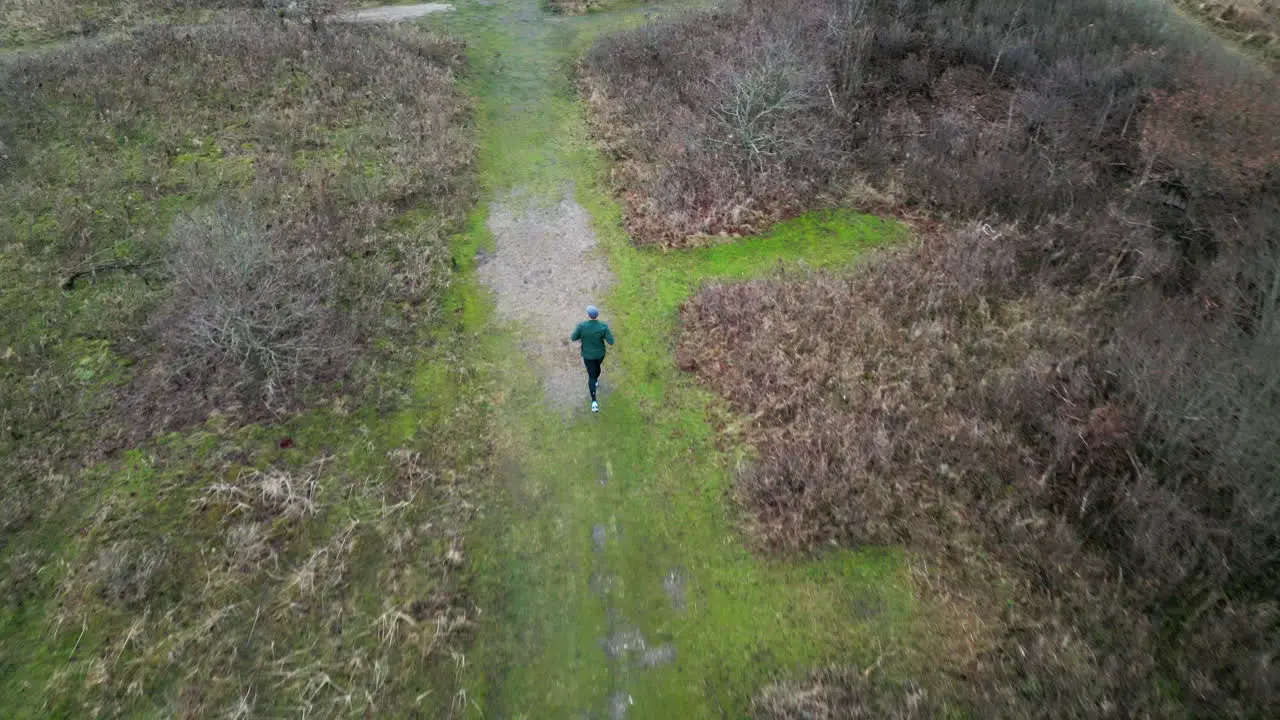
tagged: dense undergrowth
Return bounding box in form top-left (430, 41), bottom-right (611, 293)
top-left (0, 19), bottom-right (487, 716)
top-left (587, 0), bottom-right (1279, 716)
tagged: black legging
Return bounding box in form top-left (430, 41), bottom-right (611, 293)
top-left (584, 356), bottom-right (604, 401)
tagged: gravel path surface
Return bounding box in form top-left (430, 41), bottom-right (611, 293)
top-left (479, 192), bottom-right (616, 411)
top-left (339, 3), bottom-right (454, 23)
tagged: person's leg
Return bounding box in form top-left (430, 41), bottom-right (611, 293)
top-left (584, 358), bottom-right (601, 401)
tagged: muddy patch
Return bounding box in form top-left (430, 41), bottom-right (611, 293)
top-left (662, 568), bottom-right (686, 611)
top-left (600, 627), bottom-right (676, 668)
top-left (640, 644), bottom-right (676, 667)
top-left (479, 191), bottom-right (616, 410)
top-left (588, 572), bottom-right (618, 595)
top-left (608, 691), bottom-right (632, 720)
top-left (601, 628), bottom-right (646, 659)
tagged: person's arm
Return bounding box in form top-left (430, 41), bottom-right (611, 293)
top-left (605, 326), bottom-right (615, 346)
top-left (571, 323), bottom-right (581, 342)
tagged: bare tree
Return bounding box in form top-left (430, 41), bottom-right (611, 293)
top-left (710, 40), bottom-right (820, 173)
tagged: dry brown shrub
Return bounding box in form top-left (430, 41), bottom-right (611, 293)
top-left (581, 2), bottom-right (842, 245)
top-left (1141, 69), bottom-right (1280, 191)
top-left (155, 204), bottom-right (349, 410)
top-left (678, 222), bottom-right (1084, 556)
top-left (581, 0), bottom-right (1247, 246)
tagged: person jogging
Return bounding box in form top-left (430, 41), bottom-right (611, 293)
top-left (571, 305), bottom-right (614, 413)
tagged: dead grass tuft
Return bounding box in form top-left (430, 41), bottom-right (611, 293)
top-left (88, 540), bottom-right (170, 607)
top-left (197, 459), bottom-right (328, 525)
top-left (753, 669), bottom-right (940, 719)
top-left (2, 551), bottom-right (50, 610)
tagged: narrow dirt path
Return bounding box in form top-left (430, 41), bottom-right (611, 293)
top-left (479, 193), bottom-right (615, 410)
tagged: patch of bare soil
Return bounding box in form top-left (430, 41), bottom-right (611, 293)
top-left (479, 191), bottom-right (616, 410)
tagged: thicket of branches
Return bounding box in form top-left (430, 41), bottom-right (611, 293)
top-left (587, 0), bottom-right (1279, 715)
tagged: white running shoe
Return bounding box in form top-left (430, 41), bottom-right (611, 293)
top-left (591, 400), bottom-right (599, 413)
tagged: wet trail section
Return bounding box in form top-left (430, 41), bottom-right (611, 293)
top-left (420, 1), bottom-right (926, 717)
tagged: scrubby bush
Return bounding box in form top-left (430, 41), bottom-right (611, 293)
top-left (582, 0), bottom-right (1264, 244)
top-left (683, 222), bottom-right (1280, 715)
top-left (582, 2), bottom-right (840, 243)
top-left (157, 205), bottom-right (346, 408)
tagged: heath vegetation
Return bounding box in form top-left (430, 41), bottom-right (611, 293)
top-left (586, 0), bottom-right (1279, 715)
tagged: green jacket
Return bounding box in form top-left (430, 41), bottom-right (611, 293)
top-left (571, 319), bottom-right (614, 360)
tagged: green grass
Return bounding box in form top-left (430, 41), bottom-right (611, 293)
top-left (431, 2), bottom-right (923, 717)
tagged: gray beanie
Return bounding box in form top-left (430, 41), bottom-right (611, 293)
top-left (586, 305), bottom-right (599, 318)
